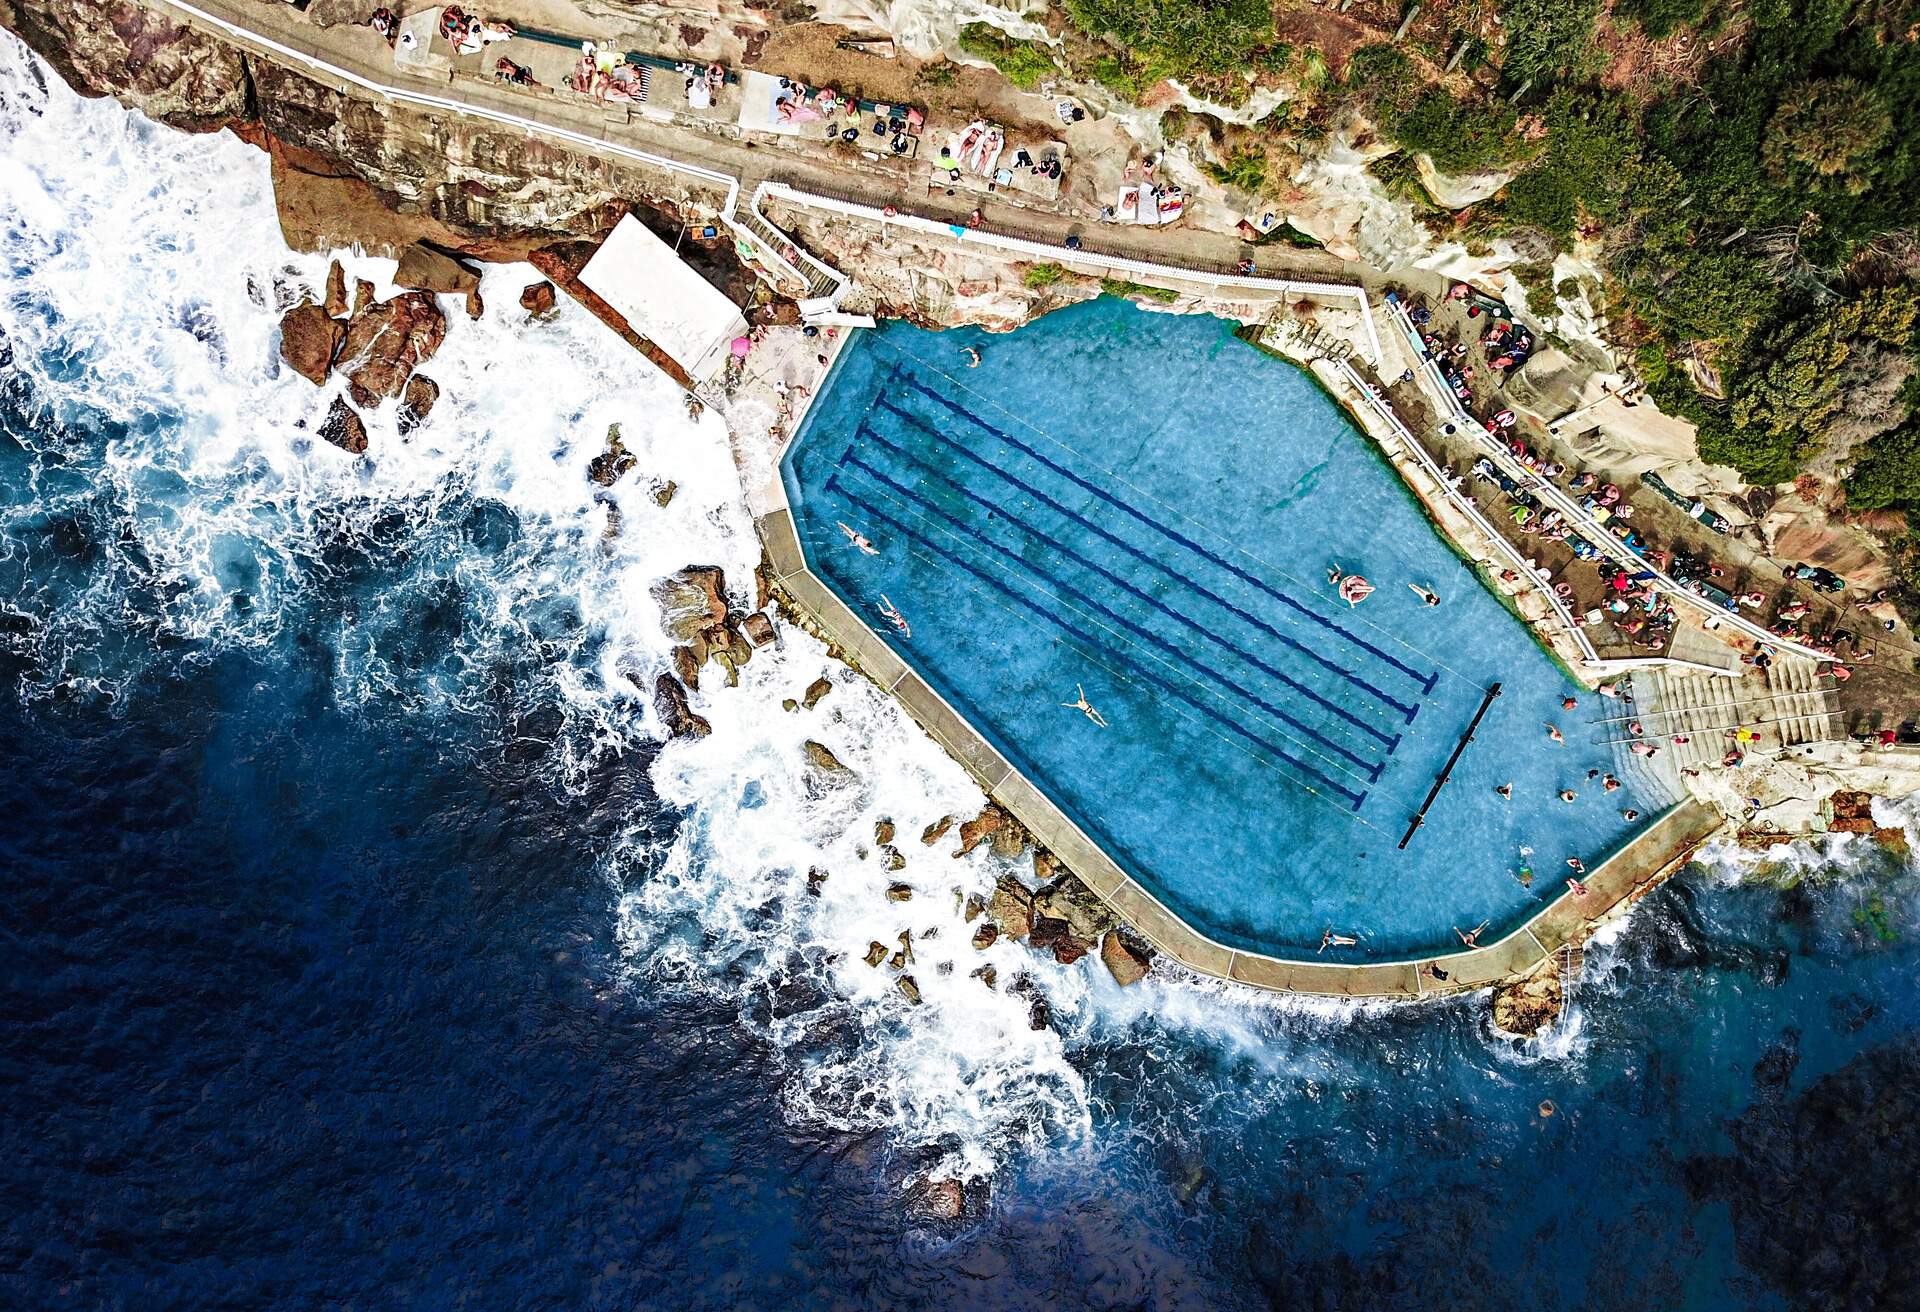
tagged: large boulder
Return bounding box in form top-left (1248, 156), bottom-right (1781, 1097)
top-left (337, 291), bottom-right (446, 407)
top-left (803, 677), bottom-right (833, 709)
top-left (324, 260), bottom-right (349, 317)
top-left (651, 566), bottom-right (728, 643)
top-left (955, 803), bottom-right (1010, 856)
top-left (1100, 930), bottom-right (1152, 986)
top-left (987, 875), bottom-right (1034, 940)
top-left (742, 611), bottom-right (777, 646)
top-left (398, 374), bottom-right (439, 435)
top-left (1034, 874), bottom-right (1115, 942)
top-left (278, 301), bottom-right (343, 385)
top-left (587, 422), bottom-right (636, 487)
top-left (803, 740), bottom-right (851, 775)
top-left (1490, 957), bottom-right (1564, 1038)
top-left (393, 242), bottom-right (480, 295)
top-left (520, 280), bottom-right (558, 318)
top-left (651, 673), bottom-right (711, 740)
top-left (316, 394), bottom-right (367, 454)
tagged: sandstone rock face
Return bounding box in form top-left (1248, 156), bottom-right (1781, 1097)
top-left (652, 673), bottom-right (711, 740)
top-left (337, 292), bottom-right (446, 407)
top-left (987, 875), bottom-right (1034, 940)
top-left (742, 611), bottom-right (776, 646)
top-left (394, 242), bottom-right (480, 295)
top-left (803, 739), bottom-right (849, 775)
top-left (398, 373), bottom-right (440, 434)
top-left (278, 302), bottom-right (343, 386)
top-left (2, 0), bottom-right (251, 132)
top-left (316, 394), bottom-right (367, 454)
top-left (803, 677), bottom-right (833, 709)
top-left (955, 804), bottom-right (1007, 856)
top-left (1034, 875), bottom-right (1116, 943)
top-left (324, 260), bottom-right (349, 317)
top-left (1490, 957), bottom-right (1564, 1038)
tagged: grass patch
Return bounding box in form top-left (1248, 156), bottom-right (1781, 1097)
top-left (956, 23), bottom-right (1055, 90)
top-left (1100, 278), bottom-right (1180, 304)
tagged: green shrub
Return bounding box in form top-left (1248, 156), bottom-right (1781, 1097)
top-left (1497, 0), bottom-right (1603, 89)
top-left (1390, 89), bottom-right (1520, 174)
top-left (1203, 149), bottom-right (1268, 193)
top-left (1614, 0), bottom-right (1706, 37)
top-left (1063, 0), bottom-right (1274, 80)
top-left (1100, 278), bottom-right (1180, 303)
top-left (1023, 262), bottom-right (1066, 288)
top-left (956, 23), bottom-right (1056, 90)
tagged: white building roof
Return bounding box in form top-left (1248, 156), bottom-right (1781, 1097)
top-left (578, 215), bottom-right (746, 381)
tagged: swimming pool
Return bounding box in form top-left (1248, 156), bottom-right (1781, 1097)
top-left (782, 299), bottom-right (1653, 959)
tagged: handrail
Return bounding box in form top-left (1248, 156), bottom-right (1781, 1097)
top-left (1385, 301), bottom-right (1828, 663)
top-left (1337, 360), bottom-right (1601, 664)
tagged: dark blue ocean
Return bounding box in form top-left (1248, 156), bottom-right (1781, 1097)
top-left (4, 36), bottom-right (1918, 1312)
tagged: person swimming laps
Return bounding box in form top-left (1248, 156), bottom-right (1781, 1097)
top-left (1409, 583), bottom-right (1441, 606)
top-left (1063, 683), bottom-right (1108, 728)
top-left (877, 594), bottom-right (911, 637)
top-left (837, 521), bottom-right (879, 555)
top-left (1318, 927), bottom-right (1359, 953)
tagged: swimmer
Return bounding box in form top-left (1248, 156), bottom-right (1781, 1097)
top-left (1062, 683), bottom-right (1108, 728)
top-left (1455, 920), bottom-right (1489, 948)
top-left (961, 346), bottom-right (981, 368)
top-left (1586, 769), bottom-right (1600, 780)
top-left (1545, 723), bottom-right (1564, 744)
top-left (1602, 774), bottom-right (1621, 792)
top-left (1409, 583), bottom-right (1441, 606)
top-left (1621, 808), bottom-right (1640, 821)
top-left (877, 594), bottom-right (911, 637)
top-left (1632, 741), bottom-right (1660, 757)
top-left (1495, 782), bottom-right (1512, 800)
top-left (1561, 696), bottom-right (1578, 711)
top-left (1559, 789), bottom-right (1577, 803)
top-left (837, 521), bottom-right (880, 555)
top-left (1566, 857), bottom-right (1586, 875)
top-left (1317, 927), bottom-right (1358, 953)
top-left (1327, 562), bottom-right (1346, 586)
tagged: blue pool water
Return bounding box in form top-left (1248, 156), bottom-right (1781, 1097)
top-left (784, 302), bottom-right (1651, 958)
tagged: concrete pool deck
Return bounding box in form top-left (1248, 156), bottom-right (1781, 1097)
top-left (738, 326), bottom-right (1724, 998)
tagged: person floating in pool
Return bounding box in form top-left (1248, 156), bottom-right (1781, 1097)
top-left (1544, 723), bottom-right (1564, 744)
top-left (1566, 857), bottom-right (1587, 875)
top-left (1063, 684), bottom-right (1108, 728)
top-left (961, 346), bottom-right (981, 368)
top-left (1602, 773), bottom-right (1621, 792)
top-left (1409, 583), bottom-right (1441, 606)
top-left (877, 594), bottom-right (911, 637)
top-left (1328, 563), bottom-right (1373, 606)
top-left (1456, 920), bottom-right (1489, 948)
top-left (1318, 927), bottom-right (1358, 953)
top-left (837, 521), bottom-right (880, 555)
top-left (1561, 696), bottom-right (1578, 711)
top-left (1620, 808), bottom-right (1640, 821)
top-left (1558, 789), bottom-right (1577, 803)
top-left (1495, 782), bottom-right (1513, 800)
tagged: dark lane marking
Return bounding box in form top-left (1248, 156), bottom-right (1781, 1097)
top-left (849, 424), bottom-right (1402, 753)
top-left (828, 472), bottom-right (1371, 811)
top-left (885, 366), bottom-right (1442, 695)
top-left (834, 459), bottom-right (1388, 784)
top-left (865, 399), bottom-right (1419, 725)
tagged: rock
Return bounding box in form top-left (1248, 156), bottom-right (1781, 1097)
top-left (971, 923), bottom-right (998, 950)
top-left (651, 673), bottom-right (711, 740)
top-left (889, 947), bottom-right (908, 970)
top-left (1490, 957), bottom-right (1564, 1038)
top-left (588, 422), bottom-right (636, 487)
top-left (1009, 974), bottom-right (1050, 1030)
top-left (918, 1177), bottom-right (963, 1219)
top-left (278, 301), bottom-right (343, 385)
top-left (1032, 849), bottom-right (1062, 885)
top-left (922, 814), bottom-right (955, 845)
top-left (1100, 930), bottom-right (1152, 985)
top-left (885, 882), bottom-right (913, 902)
top-left (1027, 917), bottom-right (1071, 951)
top-left (393, 242), bottom-right (480, 295)
top-left (864, 940), bottom-right (888, 967)
top-left (1034, 875), bottom-right (1116, 942)
top-left (742, 611), bottom-right (777, 646)
top-left (722, 619), bottom-right (754, 669)
top-left (316, 394), bottom-right (367, 454)
top-left (963, 893), bottom-right (986, 922)
top-left (875, 819), bottom-right (896, 845)
top-left (671, 645), bottom-right (700, 692)
top-left (896, 975), bottom-right (922, 1005)
top-left (463, 288), bottom-right (484, 321)
top-left (781, 698), bottom-right (798, 712)
top-left (753, 563), bottom-right (773, 610)
top-left (324, 260), bottom-right (349, 317)
top-left (803, 677), bottom-right (833, 709)
top-left (988, 875), bottom-right (1035, 940)
top-left (1052, 936), bottom-right (1093, 966)
top-left (397, 373), bottom-right (439, 435)
top-left (955, 804), bottom-right (1008, 856)
top-left (880, 844), bottom-right (906, 872)
top-left (338, 291), bottom-right (446, 407)
top-left (353, 279), bottom-right (374, 314)
top-left (652, 480), bottom-right (677, 508)
top-left (971, 964), bottom-right (998, 989)
top-left (806, 866), bottom-right (828, 896)
top-left (519, 279), bottom-right (557, 318)
top-left (803, 740), bottom-right (850, 775)
top-left (989, 814), bottom-right (1030, 860)
top-left (651, 566), bottom-right (728, 643)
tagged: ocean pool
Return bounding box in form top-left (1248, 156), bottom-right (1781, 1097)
top-left (782, 299), bottom-right (1653, 959)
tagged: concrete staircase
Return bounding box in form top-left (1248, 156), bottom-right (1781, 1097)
top-left (1594, 657), bottom-right (1839, 789)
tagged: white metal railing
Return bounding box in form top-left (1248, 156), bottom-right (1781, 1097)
top-left (1336, 359), bottom-right (1601, 664)
top-left (762, 181), bottom-right (1386, 367)
top-left (1385, 301), bottom-right (1828, 662)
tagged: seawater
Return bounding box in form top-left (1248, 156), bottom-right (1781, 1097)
top-left (3, 36), bottom-right (1917, 1310)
